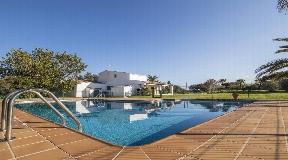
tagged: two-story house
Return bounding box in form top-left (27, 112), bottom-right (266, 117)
top-left (65, 70), bottom-right (173, 98)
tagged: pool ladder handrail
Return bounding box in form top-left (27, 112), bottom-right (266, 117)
top-left (1, 88), bottom-right (82, 141)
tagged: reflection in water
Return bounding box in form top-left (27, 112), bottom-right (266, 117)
top-left (75, 100), bottom-right (175, 123)
top-left (188, 100), bottom-right (249, 112)
top-left (14, 100), bottom-right (253, 146)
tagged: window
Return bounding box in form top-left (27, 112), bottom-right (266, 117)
top-left (107, 86), bottom-right (111, 90)
top-left (138, 84), bottom-right (142, 88)
top-left (114, 74), bottom-right (117, 78)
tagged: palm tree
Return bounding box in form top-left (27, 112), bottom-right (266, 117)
top-left (277, 0), bottom-right (288, 13)
top-left (147, 75), bottom-right (159, 82)
top-left (255, 38), bottom-right (288, 81)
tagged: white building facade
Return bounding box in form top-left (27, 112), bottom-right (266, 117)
top-left (67, 70), bottom-right (173, 98)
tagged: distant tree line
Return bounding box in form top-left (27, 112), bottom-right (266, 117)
top-left (188, 77), bottom-right (288, 93)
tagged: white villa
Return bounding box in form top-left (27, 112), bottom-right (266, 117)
top-left (65, 70), bottom-right (173, 98)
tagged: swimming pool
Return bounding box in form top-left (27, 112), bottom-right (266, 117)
top-left (14, 100), bottom-right (252, 146)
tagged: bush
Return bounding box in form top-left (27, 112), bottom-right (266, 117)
top-left (262, 81), bottom-right (279, 92)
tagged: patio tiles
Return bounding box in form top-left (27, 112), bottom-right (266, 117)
top-left (0, 131), bottom-right (14, 159)
top-left (181, 156), bottom-right (200, 159)
top-left (254, 127), bottom-right (284, 134)
top-left (175, 133), bottom-right (215, 142)
top-left (1, 149), bottom-right (15, 160)
top-left (247, 136), bottom-right (288, 152)
top-left (221, 128), bottom-right (254, 134)
top-left (140, 144), bottom-right (183, 159)
top-left (44, 131), bottom-right (88, 145)
top-left (10, 128), bottom-right (37, 138)
top-left (214, 135), bottom-right (249, 143)
top-left (11, 119), bottom-right (28, 129)
top-left (241, 145), bottom-right (288, 159)
top-left (252, 134), bottom-right (288, 141)
top-left (236, 155), bottom-right (264, 160)
top-left (114, 146), bottom-right (149, 160)
top-left (58, 138), bottom-right (113, 158)
top-left (17, 148), bottom-right (72, 160)
top-left (11, 140), bottom-right (57, 158)
top-left (190, 126), bottom-right (226, 133)
top-left (152, 135), bottom-right (204, 155)
top-left (24, 122), bottom-right (63, 128)
top-left (8, 134), bottom-right (46, 147)
top-left (33, 127), bottom-right (76, 137)
top-left (188, 145), bottom-right (238, 159)
top-left (2, 101), bottom-right (288, 159)
top-left (203, 137), bottom-right (244, 153)
top-left (78, 146), bottom-right (123, 160)
top-left (13, 110), bottom-right (47, 122)
top-left (0, 139), bottom-right (9, 151)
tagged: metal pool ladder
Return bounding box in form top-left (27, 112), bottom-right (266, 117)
top-left (0, 88), bottom-right (82, 141)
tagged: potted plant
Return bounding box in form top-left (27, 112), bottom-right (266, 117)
top-left (232, 92), bottom-right (239, 100)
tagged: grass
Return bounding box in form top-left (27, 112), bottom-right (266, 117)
top-left (130, 92), bottom-right (288, 100)
top-left (2, 90), bottom-right (287, 101)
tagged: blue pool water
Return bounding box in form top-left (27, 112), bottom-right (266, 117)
top-left (14, 100), bottom-right (252, 146)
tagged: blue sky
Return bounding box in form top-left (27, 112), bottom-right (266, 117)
top-left (1, 0), bottom-right (288, 86)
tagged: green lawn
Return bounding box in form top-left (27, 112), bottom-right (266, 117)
top-left (130, 92), bottom-right (288, 100)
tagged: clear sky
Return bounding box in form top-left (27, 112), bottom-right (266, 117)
top-left (1, 0), bottom-right (288, 87)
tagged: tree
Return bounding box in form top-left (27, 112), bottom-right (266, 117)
top-left (280, 78), bottom-right (288, 91)
top-left (76, 75), bottom-right (84, 80)
top-left (189, 83), bottom-right (205, 93)
top-left (92, 74), bottom-right (99, 82)
top-left (255, 38), bottom-right (288, 81)
top-left (173, 85), bottom-right (186, 94)
top-left (219, 79), bottom-right (226, 85)
top-left (161, 86), bottom-right (169, 94)
top-left (0, 48), bottom-right (87, 93)
top-left (0, 76), bottom-right (12, 97)
top-left (219, 79), bottom-right (230, 90)
top-left (236, 79), bottom-right (245, 90)
top-left (204, 79), bottom-right (217, 92)
top-left (223, 82), bottom-right (230, 90)
top-left (141, 87), bottom-right (152, 96)
top-left (147, 75), bottom-right (159, 82)
top-left (277, 0), bottom-right (288, 13)
top-left (255, 77), bottom-right (267, 90)
top-left (83, 72), bottom-right (99, 82)
top-left (262, 81), bottom-right (279, 92)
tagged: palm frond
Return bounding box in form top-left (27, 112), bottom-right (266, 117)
top-left (255, 58), bottom-right (288, 78)
top-left (272, 71), bottom-right (288, 81)
top-left (279, 45), bottom-right (288, 48)
top-left (277, 0), bottom-right (288, 13)
top-left (276, 49), bottom-right (288, 54)
top-left (273, 38), bottom-right (288, 54)
top-left (273, 38), bottom-right (288, 42)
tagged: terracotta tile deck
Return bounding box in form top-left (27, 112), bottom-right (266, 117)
top-left (1, 101), bottom-right (288, 159)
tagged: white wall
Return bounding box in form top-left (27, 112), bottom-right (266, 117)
top-left (111, 86), bottom-right (132, 97)
top-left (111, 87), bottom-right (125, 97)
top-left (98, 70), bottom-right (145, 96)
top-left (130, 114), bottom-right (148, 122)
top-left (106, 102), bottom-right (142, 110)
top-left (98, 70), bottom-right (129, 86)
top-left (124, 86), bottom-right (133, 96)
top-left (75, 82), bottom-right (106, 97)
